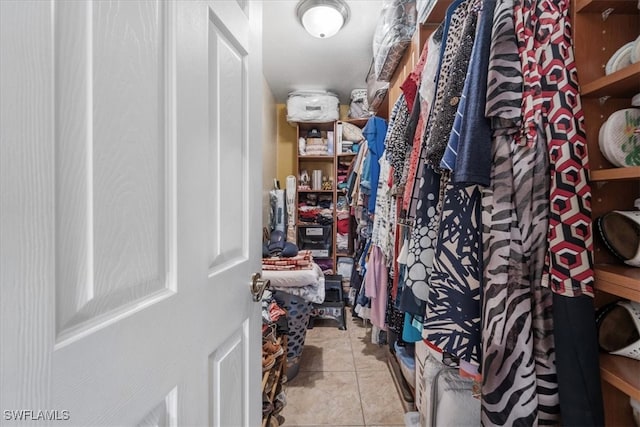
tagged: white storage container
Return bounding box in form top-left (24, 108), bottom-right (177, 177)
top-left (286, 90), bottom-right (340, 123)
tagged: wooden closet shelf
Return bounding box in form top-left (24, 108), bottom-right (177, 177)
top-left (581, 62), bottom-right (640, 98)
top-left (423, 0), bottom-right (454, 24)
top-left (343, 118), bottom-right (369, 127)
top-left (600, 354), bottom-right (640, 400)
top-left (297, 189), bottom-right (335, 193)
top-left (335, 252), bottom-right (353, 258)
top-left (589, 166), bottom-right (640, 181)
top-left (576, 0), bottom-right (640, 14)
top-left (595, 264), bottom-right (640, 302)
top-left (298, 155), bottom-right (334, 160)
top-left (296, 121), bottom-right (336, 128)
top-left (337, 152), bottom-right (357, 157)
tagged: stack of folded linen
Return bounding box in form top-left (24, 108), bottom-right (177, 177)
top-left (262, 250), bottom-right (314, 271)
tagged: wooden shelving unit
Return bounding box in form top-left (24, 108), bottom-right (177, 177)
top-left (595, 264), bottom-right (640, 301)
top-left (600, 353), bottom-right (640, 401)
top-left (297, 189), bottom-right (334, 193)
top-left (573, 0), bottom-right (640, 424)
top-left (421, 0), bottom-right (454, 24)
top-left (581, 62), bottom-right (640, 98)
top-left (576, 0), bottom-right (640, 14)
top-left (293, 120), bottom-right (362, 272)
top-left (590, 166), bottom-right (640, 181)
top-left (298, 155), bottom-right (334, 160)
top-left (343, 118), bottom-right (369, 128)
top-left (261, 336), bottom-right (287, 427)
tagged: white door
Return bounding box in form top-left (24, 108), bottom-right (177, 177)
top-left (0, 1), bottom-right (263, 425)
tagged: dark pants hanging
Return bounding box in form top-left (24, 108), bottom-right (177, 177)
top-left (553, 293), bottom-right (605, 427)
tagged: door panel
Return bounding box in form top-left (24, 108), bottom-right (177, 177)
top-left (54, 0), bottom-right (176, 345)
top-left (137, 387), bottom-right (177, 427)
top-left (209, 327), bottom-right (247, 426)
top-left (0, 1), bottom-right (262, 425)
top-left (208, 9), bottom-right (247, 272)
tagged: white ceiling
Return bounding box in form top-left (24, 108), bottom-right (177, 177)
top-left (262, 0), bottom-right (384, 105)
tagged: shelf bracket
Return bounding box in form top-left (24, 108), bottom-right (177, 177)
top-left (601, 8), bottom-right (614, 21)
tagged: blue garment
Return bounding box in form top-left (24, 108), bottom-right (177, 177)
top-left (362, 116), bottom-right (388, 214)
top-left (360, 153), bottom-right (372, 197)
top-left (402, 312), bottom-right (423, 342)
top-left (439, 86), bottom-right (468, 171)
top-left (450, 0), bottom-right (496, 186)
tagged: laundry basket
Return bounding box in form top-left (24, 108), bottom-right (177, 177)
top-left (273, 290), bottom-right (314, 380)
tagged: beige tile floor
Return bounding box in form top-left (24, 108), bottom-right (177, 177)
top-left (281, 310), bottom-right (406, 427)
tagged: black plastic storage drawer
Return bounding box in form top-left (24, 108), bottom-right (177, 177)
top-left (297, 225), bottom-right (332, 258)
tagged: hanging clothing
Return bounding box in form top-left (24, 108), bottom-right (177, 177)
top-left (379, 95), bottom-right (411, 233)
top-left (552, 293), bottom-right (604, 426)
top-left (402, 312), bottom-right (423, 342)
top-left (353, 0), bottom-right (599, 424)
top-left (514, 0), bottom-right (594, 297)
top-left (480, 1), bottom-right (560, 423)
top-left (480, 1), bottom-right (530, 423)
top-left (481, 134), bottom-right (555, 425)
top-left (384, 95), bottom-right (411, 185)
top-left (398, 1), bottom-right (470, 330)
top-left (514, 1), bottom-right (603, 425)
top-left (397, 42), bottom-right (430, 202)
top-left (400, 165), bottom-right (441, 318)
top-left (385, 271), bottom-right (405, 336)
top-left (362, 116), bottom-right (388, 215)
top-left (406, 24), bottom-right (445, 221)
top-left (371, 155), bottom-right (393, 259)
top-left (441, 0), bottom-right (496, 187)
top-left (424, 181), bottom-right (483, 371)
top-left (400, 94), bottom-right (423, 213)
top-left (364, 245), bottom-right (388, 331)
top-left (424, 0), bottom-right (479, 170)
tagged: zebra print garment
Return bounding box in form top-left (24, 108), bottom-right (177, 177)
top-left (484, 0), bottom-right (522, 133)
top-left (481, 136), bottom-right (548, 426)
top-left (481, 133), bottom-right (558, 425)
top-left (512, 125), bottom-right (558, 425)
top-left (481, 1), bottom-right (559, 424)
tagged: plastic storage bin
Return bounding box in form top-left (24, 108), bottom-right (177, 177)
top-left (297, 225), bottom-right (332, 259)
top-left (273, 290), bottom-right (314, 380)
top-left (286, 90), bottom-right (340, 123)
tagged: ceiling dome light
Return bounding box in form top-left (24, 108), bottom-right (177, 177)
top-left (296, 0), bottom-right (350, 39)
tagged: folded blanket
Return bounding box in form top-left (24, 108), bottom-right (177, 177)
top-left (263, 263), bottom-right (326, 304)
top-left (262, 250), bottom-right (314, 271)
